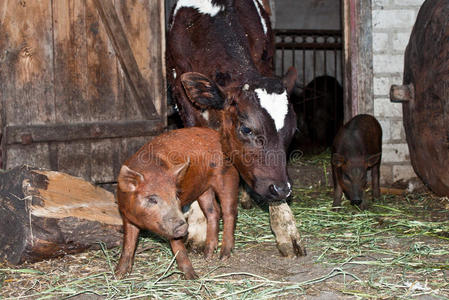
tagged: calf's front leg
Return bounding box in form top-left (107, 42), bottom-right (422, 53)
top-left (269, 201), bottom-right (306, 257)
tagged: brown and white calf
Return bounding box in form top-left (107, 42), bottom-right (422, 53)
top-left (167, 0), bottom-right (305, 257)
top-left (115, 127), bottom-right (239, 279)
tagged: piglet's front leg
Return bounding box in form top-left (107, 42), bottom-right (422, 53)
top-left (115, 218), bottom-right (140, 278)
top-left (170, 238), bottom-right (198, 279)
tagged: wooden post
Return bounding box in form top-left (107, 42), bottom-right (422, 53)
top-left (342, 0), bottom-right (374, 121)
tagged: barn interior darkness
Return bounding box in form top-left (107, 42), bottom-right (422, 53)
top-left (274, 0), bottom-right (344, 155)
top-left (165, 0), bottom-right (344, 155)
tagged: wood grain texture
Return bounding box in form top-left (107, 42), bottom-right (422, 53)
top-left (93, 0), bottom-right (158, 119)
top-left (342, 0), bottom-right (373, 121)
top-left (0, 166), bottom-right (122, 265)
top-left (0, 0), bottom-right (55, 126)
top-left (1, 0), bottom-right (166, 183)
top-left (52, 0), bottom-right (89, 123)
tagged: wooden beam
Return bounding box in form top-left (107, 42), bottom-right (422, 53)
top-left (5, 120), bottom-right (164, 145)
top-left (93, 0), bottom-right (159, 119)
top-left (390, 84), bottom-right (414, 103)
top-left (342, 0), bottom-right (374, 121)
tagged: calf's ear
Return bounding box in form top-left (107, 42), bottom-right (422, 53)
top-left (282, 66), bottom-right (298, 95)
top-left (181, 72), bottom-right (226, 109)
top-left (366, 153), bottom-right (381, 167)
top-left (118, 166), bottom-right (144, 193)
top-left (332, 153), bottom-right (345, 167)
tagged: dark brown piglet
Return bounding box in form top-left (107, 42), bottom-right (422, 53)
top-left (115, 127), bottom-right (239, 279)
top-left (331, 114), bottom-right (382, 210)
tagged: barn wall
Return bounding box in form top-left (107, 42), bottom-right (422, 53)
top-left (371, 0), bottom-right (425, 185)
top-left (274, 0), bottom-right (341, 30)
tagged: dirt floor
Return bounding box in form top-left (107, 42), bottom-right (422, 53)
top-left (1, 156), bottom-right (448, 299)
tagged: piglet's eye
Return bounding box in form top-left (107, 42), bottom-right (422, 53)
top-left (145, 195), bottom-right (158, 204)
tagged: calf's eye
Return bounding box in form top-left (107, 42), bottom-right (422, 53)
top-left (240, 125), bottom-right (253, 136)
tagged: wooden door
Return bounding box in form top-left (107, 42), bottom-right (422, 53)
top-left (0, 0), bottom-right (166, 184)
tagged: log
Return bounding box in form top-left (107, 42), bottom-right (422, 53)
top-left (380, 187), bottom-right (406, 195)
top-left (0, 166), bottom-right (123, 264)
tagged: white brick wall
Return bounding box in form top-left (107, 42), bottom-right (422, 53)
top-left (371, 0), bottom-right (425, 184)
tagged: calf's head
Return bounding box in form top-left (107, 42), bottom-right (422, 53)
top-left (180, 69), bottom-right (297, 201)
top-left (117, 161), bottom-right (190, 239)
top-left (332, 153), bottom-right (381, 206)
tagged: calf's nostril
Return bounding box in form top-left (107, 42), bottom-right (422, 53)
top-left (269, 184), bottom-right (279, 196)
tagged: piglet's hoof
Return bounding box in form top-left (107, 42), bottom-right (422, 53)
top-left (359, 201), bottom-right (369, 210)
top-left (204, 248), bottom-right (216, 261)
top-left (114, 264), bottom-right (132, 279)
top-left (331, 205), bottom-right (343, 212)
top-left (182, 268), bottom-right (199, 280)
top-left (219, 248), bottom-right (232, 260)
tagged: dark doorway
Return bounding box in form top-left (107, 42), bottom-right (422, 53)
top-left (273, 0), bottom-right (344, 154)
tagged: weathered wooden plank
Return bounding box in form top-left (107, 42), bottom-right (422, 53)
top-left (91, 139), bottom-right (117, 183)
top-left (52, 0), bottom-right (89, 123)
top-left (148, 0), bottom-right (167, 124)
top-left (0, 166), bottom-right (122, 265)
top-left (114, 0), bottom-right (165, 121)
top-left (93, 0), bottom-right (159, 120)
top-left (5, 144), bottom-right (52, 171)
top-left (5, 120), bottom-right (163, 145)
top-left (86, 0), bottom-right (119, 122)
top-left (342, 0), bottom-right (373, 121)
top-left (53, 141), bottom-right (93, 180)
top-left (0, 0), bottom-right (55, 126)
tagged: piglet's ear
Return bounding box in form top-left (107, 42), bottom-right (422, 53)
top-left (170, 158), bottom-right (190, 185)
top-left (118, 166), bottom-right (144, 193)
top-left (282, 66), bottom-right (298, 95)
top-left (181, 72), bottom-right (226, 110)
top-left (366, 153), bottom-right (381, 168)
top-left (332, 153), bottom-right (345, 167)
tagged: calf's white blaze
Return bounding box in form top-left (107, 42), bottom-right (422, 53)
top-left (255, 88), bottom-right (289, 131)
top-left (174, 0), bottom-right (224, 18)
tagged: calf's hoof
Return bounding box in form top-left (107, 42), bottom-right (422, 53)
top-left (269, 201), bottom-right (306, 258)
top-left (277, 237), bottom-right (307, 257)
top-left (239, 188), bottom-right (253, 209)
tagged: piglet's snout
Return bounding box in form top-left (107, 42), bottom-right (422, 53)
top-left (173, 219), bottom-right (188, 238)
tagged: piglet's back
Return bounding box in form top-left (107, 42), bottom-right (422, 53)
top-left (333, 114), bottom-right (382, 156)
top-left (125, 127), bottom-right (223, 172)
